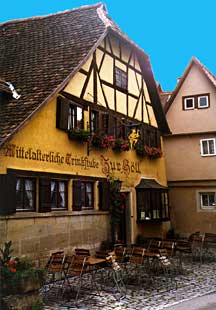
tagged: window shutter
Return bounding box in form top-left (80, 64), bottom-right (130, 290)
top-left (56, 96), bottom-right (69, 130)
top-left (99, 112), bottom-right (109, 134)
top-left (39, 178), bottom-right (51, 212)
top-left (72, 180), bottom-right (82, 211)
top-left (98, 180), bottom-right (110, 211)
top-left (156, 130), bottom-right (161, 148)
top-left (108, 114), bottom-right (115, 136)
top-left (0, 174), bottom-right (16, 215)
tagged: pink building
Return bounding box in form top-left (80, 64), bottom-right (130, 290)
top-left (163, 57), bottom-right (216, 237)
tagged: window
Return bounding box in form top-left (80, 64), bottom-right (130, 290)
top-left (136, 190), bottom-right (169, 222)
top-left (90, 110), bottom-right (99, 133)
top-left (184, 97), bottom-right (195, 110)
top-left (199, 192), bottom-right (216, 210)
top-left (16, 177), bottom-right (36, 211)
top-left (81, 182), bottom-right (94, 209)
top-left (68, 105), bottom-right (83, 130)
top-left (72, 180), bottom-right (94, 211)
top-left (183, 94), bottom-right (210, 110)
top-left (200, 139), bottom-right (216, 156)
top-left (114, 67), bottom-right (127, 90)
top-left (51, 180), bottom-right (67, 210)
top-left (143, 127), bottom-right (161, 148)
top-left (198, 95), bottom-right (209, 108)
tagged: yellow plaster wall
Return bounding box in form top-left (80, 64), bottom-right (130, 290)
top-left (99, 54), bottom-right (114, 84)
top-left (62, 34), bottom-right (157, 128)
top-left (0, 93), bottom-right (167, 190)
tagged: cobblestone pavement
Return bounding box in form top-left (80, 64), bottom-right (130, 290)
top-left (43, 256), bottom-right (216, 310)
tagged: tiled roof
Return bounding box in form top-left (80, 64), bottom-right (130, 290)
top-left (0, 2), bottom-right (169, 146)
top-left (160, 92), bottom-right (172, 109)
top-left (164, 57), bottom-right (216, 113)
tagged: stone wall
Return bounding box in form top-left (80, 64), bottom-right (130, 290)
top-left (0, 211), bottom-right (110, 265)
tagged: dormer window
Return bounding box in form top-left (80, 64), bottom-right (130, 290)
top-left (183, 94), bottom-right (210, 110)
top-left (114, 66), bottom-right (127, 90)
top-left (184, 97), bottom-right (195, 110)
top-left (198, 95), bottom-right (209, 108)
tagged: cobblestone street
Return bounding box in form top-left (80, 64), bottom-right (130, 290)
top-left (43, 257), bottom-right (216, 310)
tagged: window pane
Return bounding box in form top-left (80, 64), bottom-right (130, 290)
top-left (51, 181), bottom-right (57, 208)
top-left (209, 140), bottom-right (215, 154)
top-left (16, 178), bottom-right (35, 211)
top-left (202, 140), bottom-right (208, 154)
top-left (185, 98), bottom-right (194, 108)
top-left (80, 182), bottom-right (93, 209)
top-left (59, 181), bottom-right (66, 208)
top-left (199, 96), bottom-right (208, 107)
top-left (115, 67), bottom-right (127, 89)
top-left (50, 180), bottom-right (66, 209)
top-left (77, 107), bottom-right (83, 129)
top-left (201, 194), bottom-right (208, 206)
top-left (209, 193), bottom-right (215, 206)
top-left (200, 192), bottom-right (216, 208)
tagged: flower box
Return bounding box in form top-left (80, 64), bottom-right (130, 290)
top-left (112, 139), bottom-right (130, 152)
top-left (68, 129), bottom-right (90, 142)
top-left (135, 141), bottom-right (162, 158)
top-left (90, 133), bottom-right (115, 149)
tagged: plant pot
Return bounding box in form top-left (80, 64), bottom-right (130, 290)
top-left (16, 277), bottom-right (44, 294)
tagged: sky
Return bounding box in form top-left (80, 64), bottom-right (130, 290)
top-left (1, 0), bottom-right (215, 91)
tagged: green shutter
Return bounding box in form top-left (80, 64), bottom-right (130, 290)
top-left (56, 96), bottom-right (69, 130)
top-left (0, 174), bottom-right (16, 215)
top-left (98, 180), bottom-right (110, 211)
top-left (39, 178), bottom-right (51, 212)
top-left (72, 180), bottom-right (82, 211)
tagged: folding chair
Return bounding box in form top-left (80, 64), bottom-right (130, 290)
top-left (62, 254), bottom-right (89, 302)
top-left (160, 240), bottom-right (176, 257)
top-left (45, 251), bottom-right (65, 294)
top-left (157, 248), bottom-right (177, 288)
top-left (147, 239), bottom-right (161, 254)
top-left (105, 251), bottom-right (126, 299)
top-left (114, 245), bottom-right (127, 265)
top-left (127, 246), bottom-right (146, 284)
top-left (74, 248), bottom-right (90, 256)
top-left (191, 233), bottom-right (205, 263)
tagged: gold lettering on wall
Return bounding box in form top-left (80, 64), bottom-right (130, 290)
top-left (1, 144), bottom-right (141, 176)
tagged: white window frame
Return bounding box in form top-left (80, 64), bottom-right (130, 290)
top-left (184, 97), bottom-right (195, 110)
top-left (198, 95), bottom-right (209, 108)
top-left (199, 191), bottom-right (216, 210)
top-left (200, 138), bottom-right (216, 156)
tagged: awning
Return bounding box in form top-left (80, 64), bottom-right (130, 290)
top-left (135, 178), bottom-right (167, 190)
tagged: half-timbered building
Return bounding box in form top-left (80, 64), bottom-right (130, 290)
top-left (0, 3), bottom-right (170, 260)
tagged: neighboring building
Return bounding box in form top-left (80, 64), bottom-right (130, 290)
top-left (163, 57), bottom-right (216, 237)
top-left (0, 3), bottom-right (170, 260)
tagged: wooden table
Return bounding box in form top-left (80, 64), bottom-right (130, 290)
top-left (87, 257), bottom-right (106, 266)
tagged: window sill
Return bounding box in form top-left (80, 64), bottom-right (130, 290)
top-left (201, 154), bottom-right (216, 157)
top-left (137, 218), bottom-right (170, 223)
top-left (0, 209), bottom-right (109, 219)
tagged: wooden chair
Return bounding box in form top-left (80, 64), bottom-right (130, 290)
top-left (190, 233), bottom-right (205, 263)
top-left (74, 248), bottom-right (90, 256)
top-left (62, 254), bottom-right (90, 301)
top-left (105, 251), bottom-right (126, 298)
top-left (114, 245), bottom-right (127, 264)
top-left (95, 250), bottom-right (109, 259)
top-left (45, 251), bottom-right (65, 294)
top-left (203, 233), bottom-right (216, 260)
top-left (160, 240), bottom-right (176, 256)
top-left (147, 239), bottom-right (161, 252)
top-left (127, 246), bottom-right (146, 284)
top-left (157, 249), bottom-right (177, 288)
